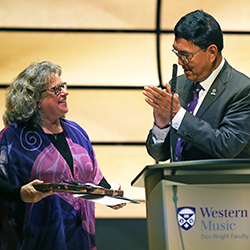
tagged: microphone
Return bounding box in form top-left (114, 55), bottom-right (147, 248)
top-left (170, 64), bottom-right (178, 162)
top-left (171, 64), bottom-right (178, 93)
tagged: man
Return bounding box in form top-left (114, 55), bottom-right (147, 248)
top-left (143, 10), bottom-right (250, 162)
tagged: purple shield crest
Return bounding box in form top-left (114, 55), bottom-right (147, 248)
top-left (177, 207), bottom-right (196, 231)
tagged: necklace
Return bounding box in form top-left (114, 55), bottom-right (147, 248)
top-left (52, 133), bottom-right (58, 140)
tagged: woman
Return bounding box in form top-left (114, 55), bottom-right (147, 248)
top-left (0, 178), bottom-right (53, 202)
top-left (0, 61), bottom-right (119, 250)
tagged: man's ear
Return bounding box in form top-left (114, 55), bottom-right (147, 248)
top-left (207, 44), bottom-right (218, 62)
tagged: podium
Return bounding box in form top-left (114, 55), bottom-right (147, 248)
top-left (131, 159), bottom-right (250, 250)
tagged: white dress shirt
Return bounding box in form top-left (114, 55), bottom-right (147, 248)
top-left (152, 57), bottom-right (225, 144)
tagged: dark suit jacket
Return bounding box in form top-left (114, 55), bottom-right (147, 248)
top-left (146, 60), bottom-right (250, 161)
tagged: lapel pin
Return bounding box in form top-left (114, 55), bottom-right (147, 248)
top-left (211, 89), bottom-right (216, 96)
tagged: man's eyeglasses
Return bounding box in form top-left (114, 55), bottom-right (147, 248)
top-left (172, 48), bottom-right (203, 64)
top-left (41, 82), bottom-right (67, 96)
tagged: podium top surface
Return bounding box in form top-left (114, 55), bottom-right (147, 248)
top-left (131, 158), bottom-right (250, 187)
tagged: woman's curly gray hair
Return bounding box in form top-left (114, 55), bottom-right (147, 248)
top-left (3, 61), bottom-right (61, 126)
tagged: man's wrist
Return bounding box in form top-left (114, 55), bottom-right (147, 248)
top-left (162, 123), bottom-right (170, 128)
top-left (154, 122), bottom-right (170, 129)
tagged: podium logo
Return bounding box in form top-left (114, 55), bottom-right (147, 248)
top-left (178, 207), bottom-right (196, 231)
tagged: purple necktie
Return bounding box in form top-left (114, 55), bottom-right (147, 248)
top-left (174, 82), bottom-right (202, 161)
